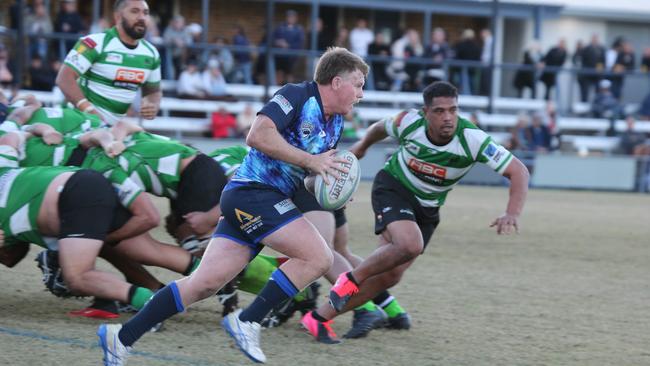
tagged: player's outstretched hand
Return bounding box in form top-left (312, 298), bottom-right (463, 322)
top-left (183, 211), bottom-right (215, 236)
top-left (42, 131), bottom-right (63, 145)
top-left (490, 213), bottom-right (519, 235)
top-left (307, 150), bottom-right (349, 185)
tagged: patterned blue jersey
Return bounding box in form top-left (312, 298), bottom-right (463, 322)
top-left (230, 81), bottom-right (343, 196)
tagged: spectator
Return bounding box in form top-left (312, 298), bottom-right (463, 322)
top-left (236, 103), bottom-right (255, 137)
top-left (469, 111), bottom-right (482, 130)
top-left (349, 18), bottom-right (374, 58)
top-left (89, 18), bottom-right (110, 34)
top-left (453, 29), bottom-right (482, 94)
top-left (423, 27), bottom-right (451, 85)
top-left (639, 90), bottom-right (650, 120)
top-left (28, 55), bottom-right (56, 91)
top-left (54, 0), bottom-right (85, 52)
top-left (578, 34), bottom-right (606, 102)
top-left (186, 23), bottom-right (204, 62)
top-left (367, 32), bottom-right (391, 90)
top-left (386, 30), bottom-right (411, 91)
top-left (513, 42), bottom-right (542, 98)
top-left (505, 113), bottom-right (530, 151)
top-left (0, 44), bottom-right (15, 88)
top-left (526, 112), bottom-right (552, 152)
top-left (591, 79), bottom-right (622, 120)
top-left (231, 25), bottom-right (253, 85)
top-left (25, 1), bottom-right (53, 60)
top-left (333, 27), bottom-right (350, 49)
top-left (479, 28), bottom-right (493, 95)
top-left (211, 106), bottom-right (236, 138)
top-left (212, 37), bottom-right (234, 80)
top-left (641, 47), bottom-right (650, 73)
top-left (403, 29), bottom-right (424, 91)
top-left (307, 18), bottom-right (332, 51)
top-left (144, 15), bottom-right (163, 46)
top-left (611, 41), bottom-right (635, 99)
top-left (540, 39), bottom-right (567, 100)
top-left (176, 60), bottom-right (205, 98)
top-left (163, 15), bottom-right (192, 79)
top-left (617, 116), bottom-right (650, 156)
top-left (201, 59), bottom-right (228, 98)
top-left (272, 9), bottom-right (305, 84)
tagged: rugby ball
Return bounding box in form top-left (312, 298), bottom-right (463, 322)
top-left (314, 150), bottom-right (361, 210)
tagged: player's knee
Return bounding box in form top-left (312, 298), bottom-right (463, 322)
top-left (393, 234), bottom-right (424, 260)
top-left (311, 246), bottom-right (334, 277)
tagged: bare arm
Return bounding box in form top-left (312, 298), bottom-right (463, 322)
top-left (247, 114), bottom-right (347, 181)
top-left (79, 129), bottom-right (125, 157)
top-left (111, 120), bottom-right (144, 142)
top-left (348, 118), bottom-right (389, 159)
top-left (55, 65), bottom-right (103, 119)
top-left (140, 84), bottom-right (162, 120)
top-left (105, 194), bottom-right (160, 244)
top-left (22, 123), bottom-right (62, 145)
top-left (4, 103), bottom-right (42, 126)
top-left (490, 157), bottom-right (530, 235)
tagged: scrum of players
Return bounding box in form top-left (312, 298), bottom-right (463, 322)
top-left (0, 91), bottom-right (408, 335)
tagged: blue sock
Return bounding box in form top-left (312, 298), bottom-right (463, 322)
top-left (118, 282), bottom-right (185, 347)
top-left (239, 269), bottom-right (298, 323)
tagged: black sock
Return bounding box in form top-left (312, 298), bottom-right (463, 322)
top-left (182, 256), bottom-right (199, 276)
top-left (373, 290), bottom-right (392, 306)
top-left (311, 311), bottom-right (328, 322)
top-left (346, 271), bottom-right (359, 286)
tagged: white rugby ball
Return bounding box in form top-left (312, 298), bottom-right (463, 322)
top-left (314, 150), bottom-right (361, 211)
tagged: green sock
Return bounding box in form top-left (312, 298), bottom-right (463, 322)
top-left (383, 299), bottom-right (406, 318)
top-left (293, 283), bottom-right (316, 302)
top-left (355, 301), bottom-right (378, 312)
top-left (129, 287), bottom-right (154, 310)
top-left (257, 254), bottom-right (280, 267)
top-left (237, 255), bottom-right (277, 294)
top-left (185, 256), bottom-right (201, 275)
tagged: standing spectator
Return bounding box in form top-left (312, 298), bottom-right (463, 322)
top-left (210, 106), bottom-right (236, 138)
top-left (367, 32), bottom-right (391, 90)
top-left (453, 29), bottom-right (482, 94)
top-left (185, 23), bottom-right (204, 62)
top-left (332, 27), bottom-right (350, 49)
top-left (479, 29), bottom-right (493, 96)
top-left (641, 47), bottom-right (650, 73)
top-left (578, 34), bottom-right (606, 102)
top-left (540, 39), bottom-right (567, 100)
top-left (513, 42), bottom-right (542, 98)
top-left (308, 18), bottom-right (332, 51)
top-left (89, 18), bottom-right (110, 34)
top-left (272, 9), bottom-right (305, 84)
top-left (201, 59), bottom-right (228, 98)
top-left (526, 112), bottom-right (552, 152)
top-left (403, 29), bottom-right (424, 91)
top-left (26, 1), bottom-right (53, 60)
top-left (176, 60), bottom-right (205, 99)
top-left (236, 103), bottom-right (255, 137)
top-left (212, 37), bottom-right (234, 81)
top-left (54, 0), bottom-right (85, 53)
top-left (611, 41), bottom-right (635, 99)
top-left (349, 18), bottom-right (374, 58)
top-left (28, 55), bottom-right (56, 91)
top-left (231, 25), bottom-right (253, 85)
top-left (0, 44), bottom-right (15, 88)
top-left (423, 27), bottom-right (451, 85)
top-left (163, 15), bottom-right (192, 79)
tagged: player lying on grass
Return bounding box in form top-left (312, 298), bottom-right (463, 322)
top-left (302, 81), bottom-right (530, 343)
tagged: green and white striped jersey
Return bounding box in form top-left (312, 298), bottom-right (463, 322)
top-left (383, 109), bottom-right (514, 207)
top-left (64, 27), bottom-right (161, 124)
top-left (207, 145), bottom-right (250, 177)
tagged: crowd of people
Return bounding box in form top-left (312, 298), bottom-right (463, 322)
top-left (0, 2), bottom-right (536, 365)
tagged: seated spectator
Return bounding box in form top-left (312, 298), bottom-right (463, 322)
top-left (0, 44), bottom-right (15, 88)
top-left (505, 113), bottom-right (530, 151)
top-left (28, 55), bottom-right (56, 91)
top-left (639, 91), bottom-right (650, 120)
top-left (236, 103), bottom-right (256, 137)
top-left (177, 60), bottom-right (205, 98)
top-left (526, 112), bottom-right (552, 152)
top-left (211, 106), bottom-right (236, 138)
top-left (591, 79), bottom-right (622, 119)
top-left (617, 116), bottom-right (650, 156)
top-left (202, 59), bottom-right (228, 98)
top-left (367, 32), bottom-right (391, 90)
top-left (212, 37), bottom-right (235, 81)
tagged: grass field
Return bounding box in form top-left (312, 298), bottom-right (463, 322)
top-left (1, 183), bottom-right (649, 366)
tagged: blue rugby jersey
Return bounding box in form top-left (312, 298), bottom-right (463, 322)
top-left (229, 81), bottom-right (343, 196)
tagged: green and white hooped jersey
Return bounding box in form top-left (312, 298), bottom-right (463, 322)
top-left (383, 110), bottom-right (514, 207)
top-left (64, 27), bottom-right (161, 124)
top-left (207, 145), bottom-right (250, 177)
top-left (24, 107), bottom-right (103, 136)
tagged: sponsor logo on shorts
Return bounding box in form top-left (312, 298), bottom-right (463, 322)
top-left (274, 199), bottom-right (297, 215)
top-left (399, 208), bottom-right (414, 216)
top-left (382, 206), bottom-right (392, 213)
top-left (66, 233), bottom-right (86, 237)
top-left (407, 158), bottom-right (447, 179)
top-left (235, 208), bottom-right (263, 234)
top-left (270, 94), bottom-right (293, 115)
top-left (115, 69), bottom-right (146, 84)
